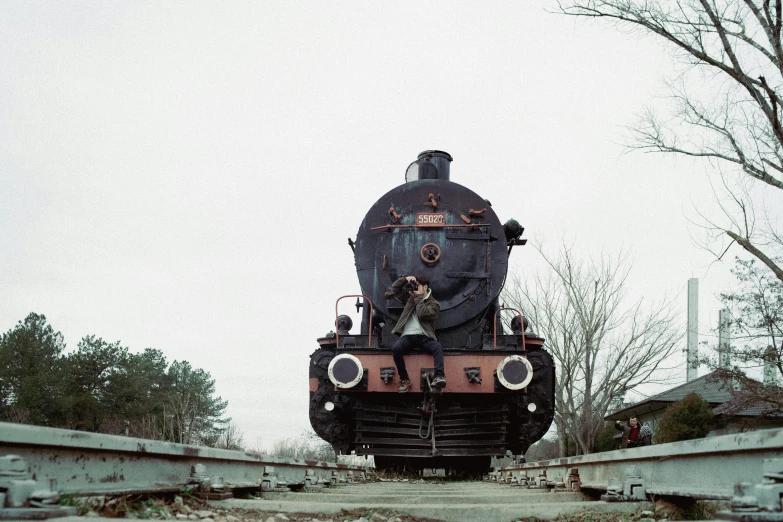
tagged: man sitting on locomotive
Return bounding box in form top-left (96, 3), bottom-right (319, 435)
top-left (390, 275), bottom-right (445, 393)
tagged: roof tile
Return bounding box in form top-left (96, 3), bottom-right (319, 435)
top-left (605, 371), bottom-right (739, 419)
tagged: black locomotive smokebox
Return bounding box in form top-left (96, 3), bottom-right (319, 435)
top-left (354, 178), bottom-right (509, 330)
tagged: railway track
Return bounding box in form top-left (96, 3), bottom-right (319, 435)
top-left (2, 422), bottom-right (783, 521)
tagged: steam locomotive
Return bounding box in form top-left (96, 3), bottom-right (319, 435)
top-left (309, 151), bottom-right (555, 472)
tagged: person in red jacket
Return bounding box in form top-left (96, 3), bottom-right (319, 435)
top-left (615, 417), bottom-right (641, 447)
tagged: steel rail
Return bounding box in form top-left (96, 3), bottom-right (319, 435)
top-left (4, 422), bottom-right (783, 519)
top-left (0, 422), bottom-right (367, 498)
top-left (489, 427), bottom-right (783, 501)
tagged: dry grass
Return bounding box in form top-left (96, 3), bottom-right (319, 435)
top-left (62, 490), bottom-right (446, 521)
top-left (550, 499), bottom-right (724, 522)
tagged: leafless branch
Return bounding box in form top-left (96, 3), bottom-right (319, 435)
top-left (504, 243), bottom-right (682, 455)
top-left (555, 0), bottom-right (783, 282)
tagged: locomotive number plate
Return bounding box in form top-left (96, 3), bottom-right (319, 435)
top-left (417, 213), bottom-right (446, 226)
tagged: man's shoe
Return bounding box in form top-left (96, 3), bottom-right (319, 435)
top-left (432, 375), bottom-right (447, 389)
top-left (398, 379), bottom-right (412, 393)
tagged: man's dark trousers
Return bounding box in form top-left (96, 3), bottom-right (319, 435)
top-left (392, 334), bottom-right (444, 380)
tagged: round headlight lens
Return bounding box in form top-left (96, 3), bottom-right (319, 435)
top-left (328, 353), bottom-right (363, 389)
top-left (496, 355), bottom-right (533, 390)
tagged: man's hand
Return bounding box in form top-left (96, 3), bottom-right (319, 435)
top-left (406, 276), bottom-right (420, 296)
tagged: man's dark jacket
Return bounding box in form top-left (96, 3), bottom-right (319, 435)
top-left (390, 277), bottom-right (440, 341)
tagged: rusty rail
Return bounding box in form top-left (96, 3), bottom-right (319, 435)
top-left (488, 427), bottom-right (783, 502)
top-left (0, 422), bottom-right (368, 499)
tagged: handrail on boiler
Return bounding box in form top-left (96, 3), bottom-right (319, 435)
top-left (493, 305), bottom-right (526, 351)
top-left (335, 295), bottom-right (374, 349)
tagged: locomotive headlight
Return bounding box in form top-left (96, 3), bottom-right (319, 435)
top-left (496, 355), bottom-right (533, 390)
top-left (328, 354), bottom-right (364, 389)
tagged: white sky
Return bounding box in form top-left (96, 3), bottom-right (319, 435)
top-left (1, 1), bottom-right (758, 449)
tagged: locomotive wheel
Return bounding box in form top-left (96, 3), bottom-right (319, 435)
top-left (309, 385), bottom-right (350, 447)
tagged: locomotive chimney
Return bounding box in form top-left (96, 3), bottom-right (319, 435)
top-left (417, 150), bottom-right (452, 181)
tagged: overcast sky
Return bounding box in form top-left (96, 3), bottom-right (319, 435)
top-left (1, 2), bottom-right (757, 449)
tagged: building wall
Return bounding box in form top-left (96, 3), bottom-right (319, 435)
top-left (636, 412), bottom-right (661, 433)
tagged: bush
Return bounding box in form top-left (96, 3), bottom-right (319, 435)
top-left (654, 392), bottom-right (714, 443)
top-left (593, 422), bottom-right (620, 453)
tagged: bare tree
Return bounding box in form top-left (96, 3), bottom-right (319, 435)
top-left (706, 257), bottom-right (783, 419)
top-left (267, 430), bottom-right (336, 461)
top-left (555, 0), bottom-right (783, 281)
top-left (504, 244), bottom-right (681, 455)
top-left (164, 361), bottom-right (228, 446)
top-left (524, 438), bottom-right (561, 462)
top-left (213, 422), bottom-right (246, 451)
top-left (721, 258), bottom-right (783, 374)
top-left (126, 414), bottom-right (166, 441)
top-left (6, 407), bottom-right (30, 425)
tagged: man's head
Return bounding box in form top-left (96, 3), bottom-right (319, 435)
top-left (629, 417), bottom-right (638, 427)
top-left (415, 274), bottom-right (430, 294)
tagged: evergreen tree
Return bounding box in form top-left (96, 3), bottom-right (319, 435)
top-left (0, 313), bottom-right (66, 425)
top-left (593, 422), bottom-right (620, 453)
top-left (1, 313), bottom-right (231, 446)
top-left (654, 392), bottom-right (715, 444)
top-left (107, 348), bottom-right (169, 431)
top-left (164, 360), bottom-right (228, 445)
top-left (61, 336), bottom-right (130, 431)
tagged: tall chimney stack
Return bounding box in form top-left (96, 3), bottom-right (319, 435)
top-left (764, 345), bottom-right (778, 386)
top-left (687, 278), bottom-right (699, 382)
top-left (417, 150), bottom-right (452, 181)
top-left (718, 308), bottom-right (731, 369)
